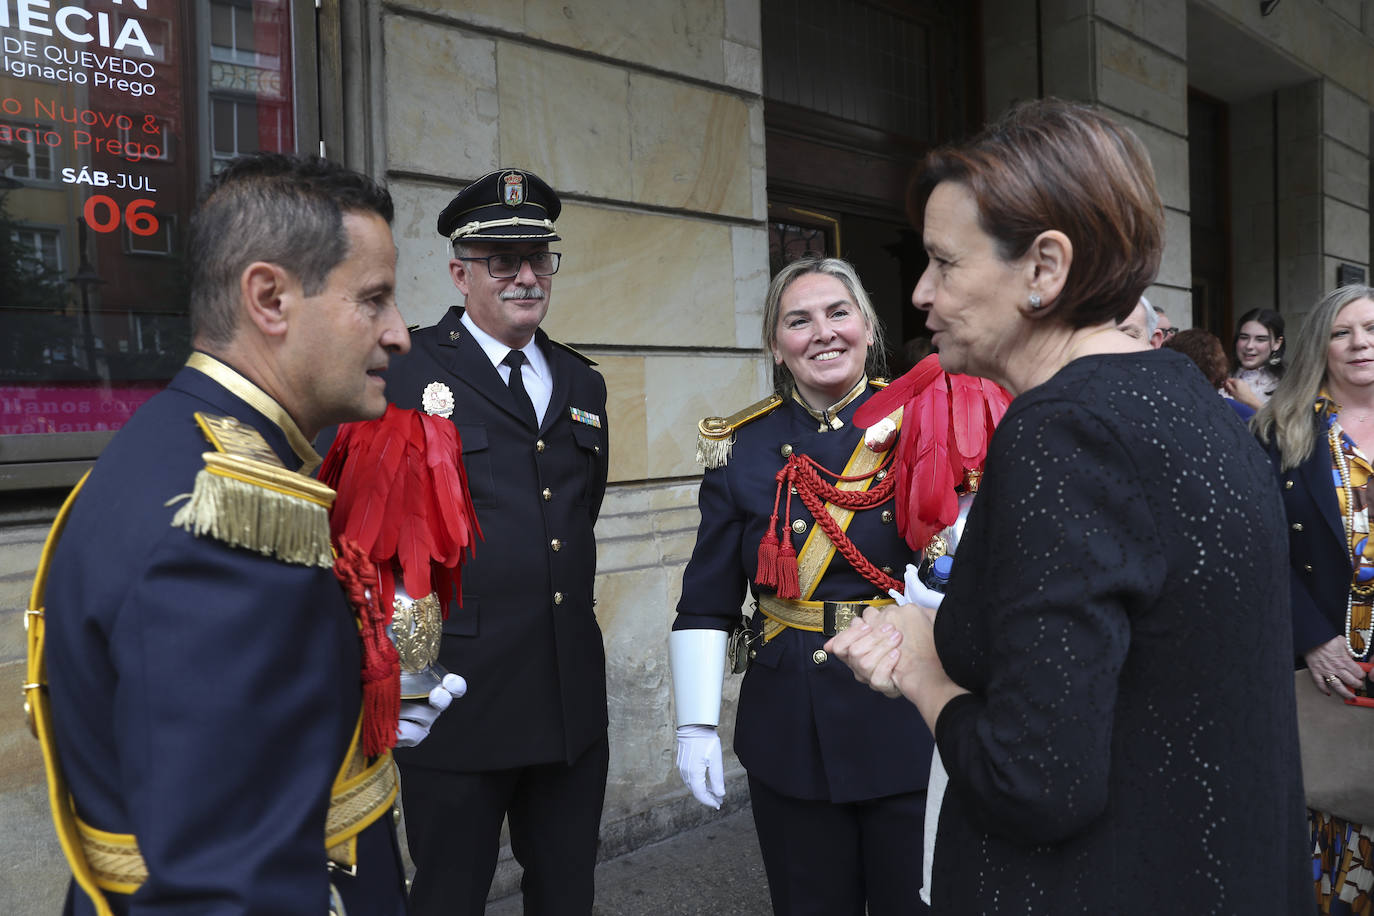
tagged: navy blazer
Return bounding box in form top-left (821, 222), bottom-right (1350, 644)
top-left (674, 386), bottom-right (933, 803)
top-left (1266, 416), bottom-right (1350, 658)
top-left (385, 307), bottom-right (610, 771)
top-left (45, 362), bottom-right (405, 915)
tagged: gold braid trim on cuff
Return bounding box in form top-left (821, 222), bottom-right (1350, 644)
top-left (325, 742), bottom-right (399, 866)
top-left (73, 819), bottom-right (146, 894)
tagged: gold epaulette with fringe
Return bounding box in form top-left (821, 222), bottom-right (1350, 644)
top-left (168, 412), bottom-right (335, 567)
top-left (695, 394), bottom-right (784, 469)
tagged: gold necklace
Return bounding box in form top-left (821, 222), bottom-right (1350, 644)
top-left (1341, 406), bottom-right (1374, 423)
top-left (1331, 395), bottom-right (1374, 423)
top-left (1329, 421), bottom-right (1374, 659)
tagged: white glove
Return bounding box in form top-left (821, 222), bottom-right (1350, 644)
top-left (396, 673), bottom-right (467, 747)
top-left (675, 724), bottom-right (725, 809)
top-left (890, 562), bottom-right (944, 609)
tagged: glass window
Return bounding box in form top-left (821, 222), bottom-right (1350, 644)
top-left (1, 120), bottom-right (61, 182)
top-left (1, 0), bottom-right (313, 475)
top-left (12, 225), bottom-right (64, 271)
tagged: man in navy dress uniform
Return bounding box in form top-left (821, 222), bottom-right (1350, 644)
top-left (386, 169), bottom-right (610, 915)
top-left (34, 154), bottom-right (420, 915)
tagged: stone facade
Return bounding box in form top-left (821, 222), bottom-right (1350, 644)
top-left (984, 0), bottom-right (1374, 329)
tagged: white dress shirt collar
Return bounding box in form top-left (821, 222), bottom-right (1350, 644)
top-left (460, 310), bottom-right (553, 423)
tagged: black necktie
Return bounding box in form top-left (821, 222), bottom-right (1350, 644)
top-left (502, 349), bottom-right (537, 426)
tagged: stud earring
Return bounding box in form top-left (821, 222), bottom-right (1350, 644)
top-left (1028, 293), bottom-right (1043, 310)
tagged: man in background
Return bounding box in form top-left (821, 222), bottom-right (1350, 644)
top-left (1117, 296), bottom-right (1158, 343)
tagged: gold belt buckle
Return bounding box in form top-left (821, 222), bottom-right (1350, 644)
top-left (823, 602), bottom-right (862, 636)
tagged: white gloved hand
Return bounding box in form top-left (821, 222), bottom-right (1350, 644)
top-left (675, 724), bottom-right (725, 809)
top-left (396, 673), bottom-right (467, 747)
top-left (890, 562), bottom-right (944, 609)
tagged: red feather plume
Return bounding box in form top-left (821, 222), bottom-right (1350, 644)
top-left (320, 405), bottom-right (482, 618)
top-left (856, 354), bottom-right (1011, 551)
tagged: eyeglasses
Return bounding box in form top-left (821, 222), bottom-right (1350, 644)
top-left (458, 251), bottom-right (561, 279)
top-left (1160, 327), bottom-right (1178, 339)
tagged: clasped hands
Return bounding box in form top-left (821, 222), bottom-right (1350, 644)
top-left (825, 563), bottom-right (948, 706)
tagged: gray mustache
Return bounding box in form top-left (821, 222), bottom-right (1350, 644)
top-left (501, 288), bottom-right (546, 301)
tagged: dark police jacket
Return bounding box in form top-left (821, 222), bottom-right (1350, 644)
top-left (673, 385), bottom-right (933, 802)
top-left (386, 307), bottom-right (610, 771)
top-left (44, 359), bottom-right (405, 915)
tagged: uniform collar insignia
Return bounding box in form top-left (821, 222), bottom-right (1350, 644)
top-left (184, 351), bottom-right (322, 474)
top-left (792, 375), bottom-right (868, 432)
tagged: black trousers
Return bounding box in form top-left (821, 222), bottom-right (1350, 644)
top-left (748, 774), bottom-right (929, 916)
top-left (399, 734), bottom-right (609, 916)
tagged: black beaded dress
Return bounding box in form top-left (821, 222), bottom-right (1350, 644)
top-left (929, 349), bottom-right (1309, 914)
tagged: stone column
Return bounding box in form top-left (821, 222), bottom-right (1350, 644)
top-left (1272, 77), bottom-right (1371, 325)
top-left (983, 0), bottom-right (1193, 326)
top-left (1315, 79), bottom-right (1370, 308)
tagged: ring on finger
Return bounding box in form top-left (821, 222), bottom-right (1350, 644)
top-left (1325, 674), bottom-right (1341, 685)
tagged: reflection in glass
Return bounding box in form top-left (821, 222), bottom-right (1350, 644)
top-left (0, 0), bottom-right (300, 440)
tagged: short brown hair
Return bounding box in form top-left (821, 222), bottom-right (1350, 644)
top-left (189, 153), bottom-right (394, 346)
top-left (1164, 329), bottom-right (1228, 389)
top-left (910, 99), bottom-right (1164, 328)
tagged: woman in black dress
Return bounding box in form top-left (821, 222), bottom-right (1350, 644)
top-left (828, 99), bottom-right (1309, 914)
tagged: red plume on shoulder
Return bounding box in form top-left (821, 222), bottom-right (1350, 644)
top-left (320, 405), bottom-right (482, 618)
top-left (856, 354), bottom-right (1011, 551)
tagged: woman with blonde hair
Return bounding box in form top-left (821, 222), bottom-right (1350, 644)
top-left (668, 255), bottom-right (985, 914)
top-left (1253, 284), bottom-right (1374, 914)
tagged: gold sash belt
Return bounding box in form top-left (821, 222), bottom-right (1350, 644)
top-left (758, 594), bottom-right (895, 641)
top-left (74, 745), bottom-right (397, 894)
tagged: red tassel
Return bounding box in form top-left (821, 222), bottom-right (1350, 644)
top-left (361, 671), bottom-right (400, 759)
top-left (334, 538), bottom-right (401, 758)
top-left (756, 524), bottom-right (780, 587)
top-left (775, 534), bottom-right (800, 599)
top-left (755, 472), bottom-right (789, 588)
top-left (773, 466), bottom-right (801, 598)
